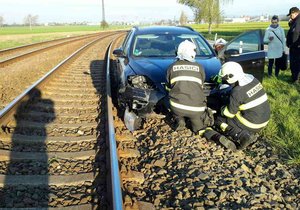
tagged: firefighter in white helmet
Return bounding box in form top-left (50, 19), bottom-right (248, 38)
top-left (203, 61), bottom-right (271, 150)
top-left (166, 40), bottom-right (214, 133)
top-left (213, 38), bottom-right (227, 53)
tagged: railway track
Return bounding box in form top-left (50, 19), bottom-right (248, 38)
top-left (0, 32), bottom-right (112, 67)
top-left (0, 32), bottom-right (123, 209)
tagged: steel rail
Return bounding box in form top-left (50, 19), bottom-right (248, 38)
top-left (0, 33), bottom-right (114, 128)
top-left (106, 41), bottom-right (123, 210)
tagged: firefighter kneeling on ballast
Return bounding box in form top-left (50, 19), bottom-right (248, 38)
top-left (166, 40), bottom-right (214, 133)
top-left (203, 61), bottom-right (271, 151)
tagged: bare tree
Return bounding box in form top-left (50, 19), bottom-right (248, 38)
top-left (179, 11), bottom-right (188, 25)
top-left (23, 14), bottom-right (39, 30)
top-left (0, 16), bottom-right (4, 27)
top-left (178, 0), bottom-right (233, 34)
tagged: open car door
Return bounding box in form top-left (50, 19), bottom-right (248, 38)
top-left (218, 30), bottom-right (265, 82)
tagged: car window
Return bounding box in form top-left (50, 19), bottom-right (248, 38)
top-left (226, 31), bottom-right (260, 54)
top-left (132, 33), bottom-right (214, 57)
top-left (123, 30), bottom-right (134, 55)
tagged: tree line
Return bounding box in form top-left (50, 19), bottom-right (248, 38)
top-left (178, 0), bottom-right (233, 34)
top-left (0, 14), bottom-right (39, 29)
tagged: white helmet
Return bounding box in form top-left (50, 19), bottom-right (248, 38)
top-left (219, 61), bottom-right (245, 84)
top-left (214, 38), bottom-right (227, 46)
top-left (177, 40), bottom-right (196, 62)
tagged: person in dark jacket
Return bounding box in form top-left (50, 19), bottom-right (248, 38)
top-left (166, 40), bottom-right (213, 133)
top-left (203, 62), bottom-right (271, 151)
top-left (286, 7), bottom-right (300, 84)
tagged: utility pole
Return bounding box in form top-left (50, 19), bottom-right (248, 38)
top-left (102, 0), bottom-right (105, 23)
top-left (101, 0), bottom-right (108, 28)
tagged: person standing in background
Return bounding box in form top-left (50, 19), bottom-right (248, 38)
top-left (263, 15), bottom-right (286, 78)
top-left (286, 7), bottom-right (300, 84)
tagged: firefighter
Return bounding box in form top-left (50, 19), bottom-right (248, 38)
top-left (204, 61), bottom-right (271, 150)
top-left (213, 38), bottom-right (227, 54)
top-left (166, 40), bottom-right (214, 133)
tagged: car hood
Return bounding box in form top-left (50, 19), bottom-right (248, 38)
top-left (126, 57), bottom-right (221, 91)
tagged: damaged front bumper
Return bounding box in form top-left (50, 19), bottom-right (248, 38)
top-left (118, 86), bottom-right (166, 117)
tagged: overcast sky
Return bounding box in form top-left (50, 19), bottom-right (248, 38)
top-left (0, 0), bottom-right (299, 24)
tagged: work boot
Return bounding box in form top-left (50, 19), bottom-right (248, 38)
top-left (218, 135), bottom-right (237, 151)
top-left (237, 131), bottom-right (258, 150)
top-left (204, 129), bottom-right (237, 151)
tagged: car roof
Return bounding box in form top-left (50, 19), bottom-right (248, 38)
top-left (133, 26), bottom-right (198, 35)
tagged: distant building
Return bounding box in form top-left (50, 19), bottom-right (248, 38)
top-left (224, 17), bottom-right (247, 23)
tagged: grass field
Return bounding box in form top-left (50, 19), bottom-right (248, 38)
top-left (1, 23), bottom-right (299, 164)
top-left (191, 21), bottom-right (290, 40)
top-left (0, 25), bottom-right (129, 49)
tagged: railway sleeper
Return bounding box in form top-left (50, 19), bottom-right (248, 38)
top-left (28, 102), bottom-right (99, 114)
top-left (16, 111), bottom-right (98, 124)
top-left (34, 98), bottom-right (100, 106)
top-left (42, 91), bottom-right (100, 98)
top-left (0, 177), bottom-right (103, 208)
top-left (2, 120), bottom-right (98, 136)
top-left (0, 150), bottom-right (98, 175)
top-left (48, 81), bottom-right (103, 89)
top-left (0, 134), bottom-right (99, 152)
top-left (44, 86), bottom-right (102, 94)
top-left (54, 76), bottom-right (104, 82)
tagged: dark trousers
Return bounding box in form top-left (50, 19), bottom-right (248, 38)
top-left (214, 116), bottom-right (261, 140)
top-left (268, 58), bottom-right (280, 77)
top-left (171, 106), bottom-right (213, 133)
top-left (290, 48), bottom-right (300, 82)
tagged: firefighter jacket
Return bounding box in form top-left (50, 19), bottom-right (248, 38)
top-left (166, 60), bottom-right (206, 113)
top-left (222, 77), bottom-right (270, 130)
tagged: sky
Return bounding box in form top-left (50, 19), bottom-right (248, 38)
top-left (0, 0), bottom-right (299, 24)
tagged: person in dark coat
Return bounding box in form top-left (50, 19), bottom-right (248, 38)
top-left (166, 40), bottom-right (213, 133)
top-left (286, 7), bottom-right (300, 84)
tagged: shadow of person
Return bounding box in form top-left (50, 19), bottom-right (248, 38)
top-left (1, 87), bottom-right (55, 208)
top-left (88, 59), bottom-right (109, 208)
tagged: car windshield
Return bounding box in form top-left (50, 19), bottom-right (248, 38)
top-left (132, 33), bottom-right (214, 57)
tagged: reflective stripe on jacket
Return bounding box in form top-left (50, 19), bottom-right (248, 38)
top-left (166, 60), bottom-right (206, 113)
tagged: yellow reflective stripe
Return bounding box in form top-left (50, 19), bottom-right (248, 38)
top-left (165, 86), bottom-right (171, 92)
top-left (239, 94), bottom-right (268, 110)
top-left (170, 100), bottom-right (206, 112)
top-left (170, 76), bottom-right (203, 85)
top-left (223, 106), bottom-right (235, 118)
top-left (220, 123), bottom-right (228, 132)
top-left (236, 112), bottom-right (269, 129)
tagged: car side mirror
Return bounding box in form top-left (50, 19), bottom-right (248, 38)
top-left (224, 49), bottom-right (240, 57)
top-left (113, 48), bottom-right (126, 58)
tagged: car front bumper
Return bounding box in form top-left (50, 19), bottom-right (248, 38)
top-left (119, 86), bottom-right (166, 116)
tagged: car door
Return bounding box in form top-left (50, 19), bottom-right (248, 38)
top-left (218, 30), bottom-right (265, 82)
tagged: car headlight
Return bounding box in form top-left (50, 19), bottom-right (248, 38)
top-left (127, 75), bottom-right (155, 89)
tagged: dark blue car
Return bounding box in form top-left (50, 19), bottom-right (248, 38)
top-left (112, 26), bottom-right (265, 130)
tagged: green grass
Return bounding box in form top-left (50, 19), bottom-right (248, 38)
top-left (261, 70), bottom-right (300, 164)
top-left (0, 25), bottom-right (129, 49)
